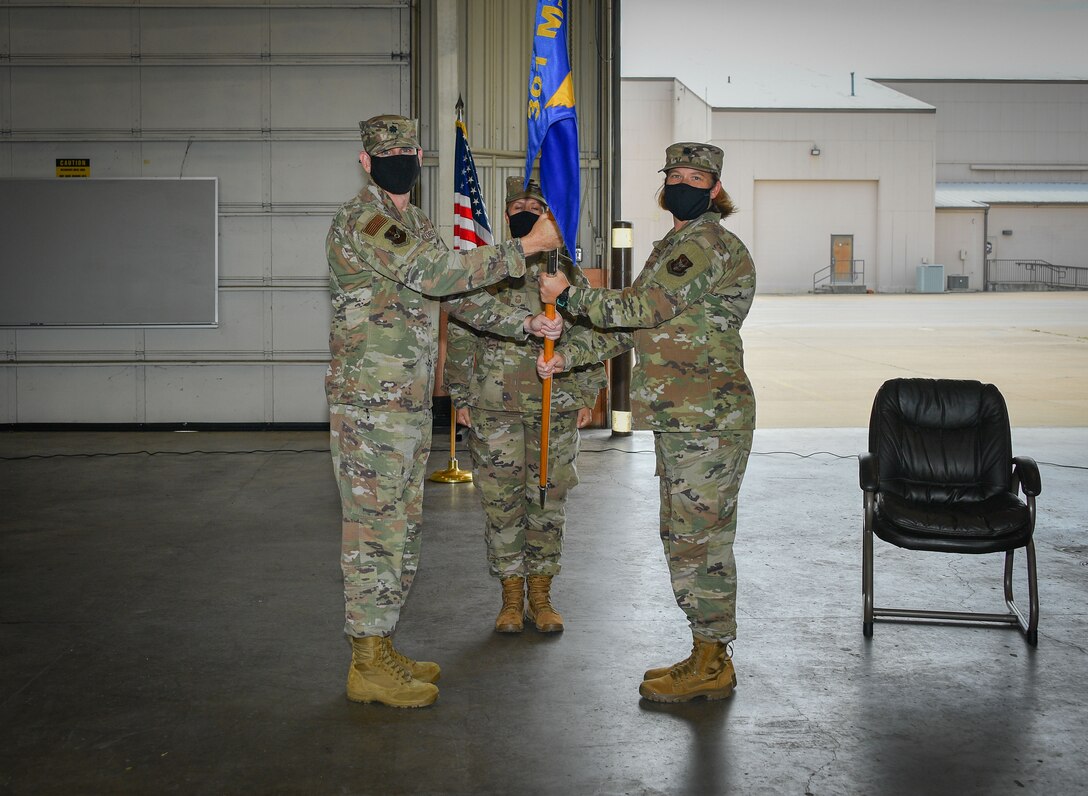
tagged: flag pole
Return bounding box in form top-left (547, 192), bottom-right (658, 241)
top-left (526, 0), bottom-right (578, 507)
top-left (429, 410), bottom-right (472, 483)
top-left (431, 95), bottom-right (475, 485)
top-left (538, 247), bottom-right (559, 507)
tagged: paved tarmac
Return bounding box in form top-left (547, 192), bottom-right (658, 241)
top-left (745, 291), bottom-right (1088, 428)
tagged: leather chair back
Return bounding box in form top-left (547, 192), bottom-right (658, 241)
top-left (868, 378), bottom-right (1013, 505)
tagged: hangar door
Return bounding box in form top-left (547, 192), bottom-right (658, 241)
top-left (1, 3), bottom-right (409, 424)
top-left (753, 181), bottom-right (877, 294)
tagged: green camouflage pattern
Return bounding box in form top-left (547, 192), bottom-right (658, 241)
top-left (327, 181), bottom-right (538, 638)
top-left (659, 142), bottom-right (724, 176)
top-left (655, 428), bottom-right (753, 643)
top-left (504, 175), bottom-right (546, 206)
top-left (326, 183), bottom-right (532, 413)
top-left (331, 405), bottom-right (430, 636)
top-left (444, 253), bottom-right (626, 414)
top-left (359, 114), bottom-right (419, 154)
top-left (444, 253), bottom-right (627, 580)
top-left (564, 210), bottom-right (756, 433)
top-left (554, 199), bottom-right (757, 643)
top-left (466, 408), bottom-right (581, 578)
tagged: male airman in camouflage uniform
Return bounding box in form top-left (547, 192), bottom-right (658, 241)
top-left (445, 177), bottom-right (630, 635)
top-left (539, 142), bottom-right (756, 703)
top-left (328, 115), bottom-right (562, 708)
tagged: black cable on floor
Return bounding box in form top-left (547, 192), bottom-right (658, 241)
top-left (2, 447), bottom-right (1084, 471)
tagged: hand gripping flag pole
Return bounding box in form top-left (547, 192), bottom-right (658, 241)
top-left (526, 0), bottom-right (579, 507)
top-left (431, 97), bottom-right (493, 485)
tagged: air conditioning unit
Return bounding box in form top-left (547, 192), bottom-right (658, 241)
top-left (916, 264), bottom-right (945, 293)
top-left (947, 275), bottom-right (969, 291)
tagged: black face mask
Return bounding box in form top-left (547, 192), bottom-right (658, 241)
top-left (369, 153), bottom-right (420, 195)
top-left (663, 182), bottom-right (712, 221)
top-left (508, 211), bottom-right (540, 239)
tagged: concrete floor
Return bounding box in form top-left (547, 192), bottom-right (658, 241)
top-left (2, 293), bottom-right (1087, 795)
top-left (2, 429), bottom-right (1086, 795)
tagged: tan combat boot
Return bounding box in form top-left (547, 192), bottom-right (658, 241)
top-left (495, 576), bottom-right (525, 633)
top-left (638, 636), bottom-right (737, 703)
top-left (346, 636), bottom-right (438, 708)
top-left (387, 637), bottom-right (441, 683)
top-left (525, 574), bottom-right (564, 633)
top-left (643, 640), bottom-right (697, 681)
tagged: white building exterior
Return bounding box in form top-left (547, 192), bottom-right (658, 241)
top-left (622, 74), bottom-right (1088, 295)
top-left (621, 71), bottom-right (936, 294)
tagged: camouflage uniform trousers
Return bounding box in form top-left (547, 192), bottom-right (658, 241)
top-left (654, 428), bottom-right (754, 644)
top-left (466, 408), bottom-right (581, 579)
top-left (330, 403), bottom-right (432, 638)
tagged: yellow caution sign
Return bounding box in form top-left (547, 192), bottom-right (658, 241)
top-left (56, 158), bottom-right (90, 178)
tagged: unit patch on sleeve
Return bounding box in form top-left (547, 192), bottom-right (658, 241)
top-left (384, 225), bottom-right (408, 246)
top-left (654, 242), bottom-right (712, 292)
top-left (667, 254), bottom-right (694, 277)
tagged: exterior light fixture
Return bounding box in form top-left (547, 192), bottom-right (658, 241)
top-left (810, 146), bottom-right (821, 156)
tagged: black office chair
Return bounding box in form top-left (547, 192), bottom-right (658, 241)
top-left (860, 378), bottom-right (1041, 646)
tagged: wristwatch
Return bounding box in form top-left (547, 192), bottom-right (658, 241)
top-left (556, 286), bottom-right (571, 309)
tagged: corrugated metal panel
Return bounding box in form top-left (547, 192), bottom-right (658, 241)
top-left (1, 1), bottom-right (412, 424)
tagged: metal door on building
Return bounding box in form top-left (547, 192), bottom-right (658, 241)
top-left (831, 234), bottom-right (854, 282)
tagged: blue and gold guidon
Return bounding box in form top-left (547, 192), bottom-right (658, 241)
top-left (524, 0), bottom-right (579, 258)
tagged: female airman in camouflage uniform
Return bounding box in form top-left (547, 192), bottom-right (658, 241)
top-left (445, 177), bottom-right (628, 635)
top-left (328, 115), bottom-right (563, 708)
top-left (539, 142), bottom-right (756, 703)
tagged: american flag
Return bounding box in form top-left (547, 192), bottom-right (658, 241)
top-left (453, 116), bottom-right (493, 251)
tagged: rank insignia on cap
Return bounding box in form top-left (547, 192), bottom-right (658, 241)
top-left (667, 254), bottom-right (694, 276)
top-left (384, 225), bottom-right (408, 246)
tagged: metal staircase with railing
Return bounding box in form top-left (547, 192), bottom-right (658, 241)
top-left (987, 259), bottom-right (1088, 291)
top-left (813, 260), bottom-right (866, 293)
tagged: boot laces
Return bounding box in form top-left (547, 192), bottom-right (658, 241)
top-left (670, 656), bottom-right (699, 681)
top-left (387, 644), bottom-right (413, 673)
top-left (669, 640), bottom-right (731, 681)
top-left (379, 639), bottom-right (413, 683)
top-left (530, 595), bottom-right (556, 612)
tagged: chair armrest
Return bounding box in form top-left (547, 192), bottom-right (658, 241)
top-left (1013, 456), bottom-right (1042, 497)
top-left (859, 452), bottom-right (879, 492)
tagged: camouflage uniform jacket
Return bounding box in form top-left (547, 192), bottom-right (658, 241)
top-left (445, 253), bottom-right (628, 413)
top-left (326, 183), bottom-right (533, 412)
top-left (563, 210), bottom-right (756, 432)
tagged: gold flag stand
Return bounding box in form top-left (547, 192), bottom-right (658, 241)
top-left (429, 411), bottom-right (472, 483)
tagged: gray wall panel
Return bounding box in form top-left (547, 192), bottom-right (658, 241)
top-left (8, 7), bottom-right (131, 55)
top-left (271, 217), bottom-right (330, 279)
top-left (15, 365), bottom-right (139, 423)
top-left (218, 216), bottom-right (272, 281)
top-left (141, 67), bottom-right (265, 130)
top-left (273, 142), bottom-right (366, 204)
top-left (271, 65), bottom-right (406, 130)
top-left (0, 178), bottom-right (218, 328)
top-left (12, 67), bottom-right (134, 129)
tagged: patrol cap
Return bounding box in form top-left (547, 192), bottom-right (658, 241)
top-left (659, 142), bottom-right (724, 177)
top-left (505, 176), bottom-right (547, 208)
top-left (359, 114), bottom-right (419, 155)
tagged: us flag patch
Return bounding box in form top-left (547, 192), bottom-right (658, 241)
top-left (363, 215), bottom-right (386, 237)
